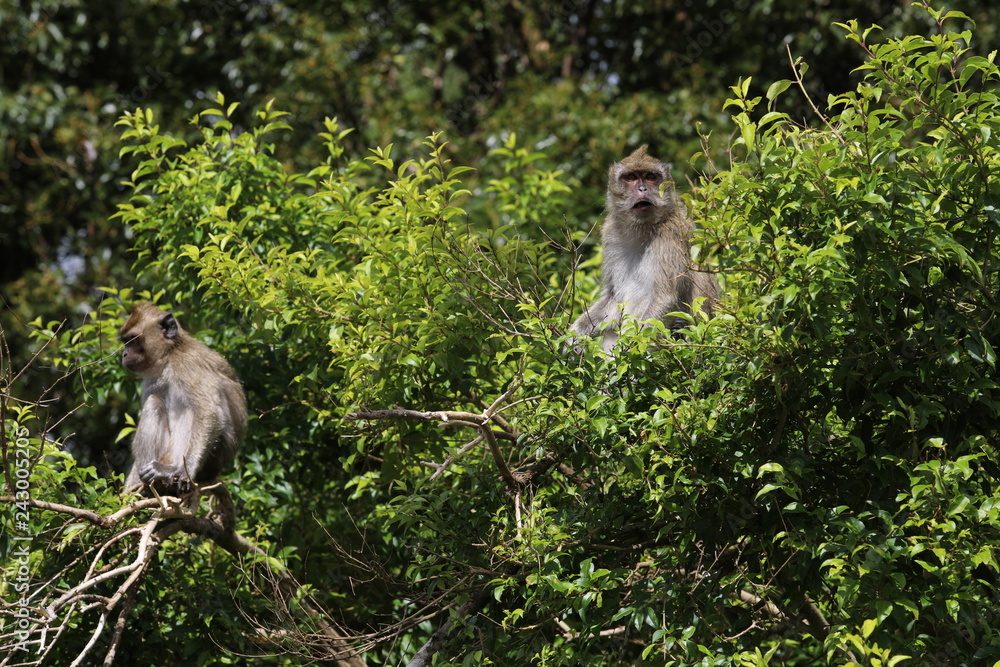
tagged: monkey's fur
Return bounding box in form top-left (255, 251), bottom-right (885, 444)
top-left (571, 146), bottom-right (718, 350)
top-left (120, 302), bottom-right (247, 495)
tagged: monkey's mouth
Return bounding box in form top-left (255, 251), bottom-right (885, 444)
top-left (632, 201), bottom-right (653, 209)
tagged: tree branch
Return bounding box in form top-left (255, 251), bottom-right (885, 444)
top-left (347, 389), bottom-right (523, 492)
top-left (404, 587), bottom-right (491, 667)
top-left (0, 485), bottom-right (367, 667)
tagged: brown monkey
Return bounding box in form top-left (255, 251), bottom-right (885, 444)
top-left (571, 145), bottom-right (718, 350)
top-left (120, 302), bottom-right (247, 495)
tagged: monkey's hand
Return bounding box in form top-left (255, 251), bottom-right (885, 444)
top-left (138, 461), bottom-right (193, 496)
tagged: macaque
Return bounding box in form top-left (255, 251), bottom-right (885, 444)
top-left (120, 302), bottom-right (247, 495)
top-left (571, 145), bottom-right (718, 350)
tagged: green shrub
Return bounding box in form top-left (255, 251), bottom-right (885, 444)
top-left (10, 6), bottom-right (1000, 664)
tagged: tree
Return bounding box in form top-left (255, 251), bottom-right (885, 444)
top-left (3, 0), bottom-right (995, 482)
top-left (4, 4), bottom-right (1000, 665)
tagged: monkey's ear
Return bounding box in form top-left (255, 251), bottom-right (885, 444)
top-left (158, 313), bottom-right (179, 340)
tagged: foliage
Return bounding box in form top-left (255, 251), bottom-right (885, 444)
top-left (5, 4), bottom-right (1000, 666)
top-left (686, 5), bottom-right (1000, 663)
top-left (4, 0), bottom-right (993, 373)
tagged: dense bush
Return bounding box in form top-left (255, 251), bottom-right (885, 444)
top-left (4, 6), bottom-right (1000, 666)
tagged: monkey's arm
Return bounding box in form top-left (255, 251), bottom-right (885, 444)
top-left (570, 292), bottom-right (617, 337)
top-left (127, 394), bottom-right (170, 488)
top-left (137, 400), bottom-right (200, 495)
top-left (651, 269), bottom-right (718, 331)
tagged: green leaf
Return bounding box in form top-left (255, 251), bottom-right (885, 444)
top-left (766, 80), bottom-right (792, 101)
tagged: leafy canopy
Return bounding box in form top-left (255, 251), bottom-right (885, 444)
top-left (7, 5), bottom-right (1000, 665)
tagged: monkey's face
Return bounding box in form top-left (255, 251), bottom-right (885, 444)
top-left (611, 167), bottom-right (671, 225)
top-left (120, 331), bottom-right (151, 374)
top-left (120, 303), bottom-right (180, 376)
top-left (607, 147), bottom-right (675, 228)
top-left (622, 170), bottom-right (665, 210)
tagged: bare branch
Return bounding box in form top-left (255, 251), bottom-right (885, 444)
top-left (0, 485), bottom-right (367, 667)
top-left (422, 434), bottom-right (484, 480)
top-left (346, 386), bottom-right (523, 492)
top-left (0, 496), bottom-right (170, 529)
top-left (404, 587), bottom-right (491, 667)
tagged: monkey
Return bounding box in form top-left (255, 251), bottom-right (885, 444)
top-left (119, 302), bottom-right (247, 496)
top-left (570, 145), bottom-right (718, 351)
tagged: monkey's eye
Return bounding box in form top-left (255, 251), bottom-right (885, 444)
top-left (622, 172), bottom-right (640, 182)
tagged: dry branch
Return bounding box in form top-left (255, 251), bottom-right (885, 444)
top-left (403, 587), bottom-right (492, 667)
top-left (347, 401), bottom-right (522, 491)
top-left (0, 485), bottom-right (366, 667)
